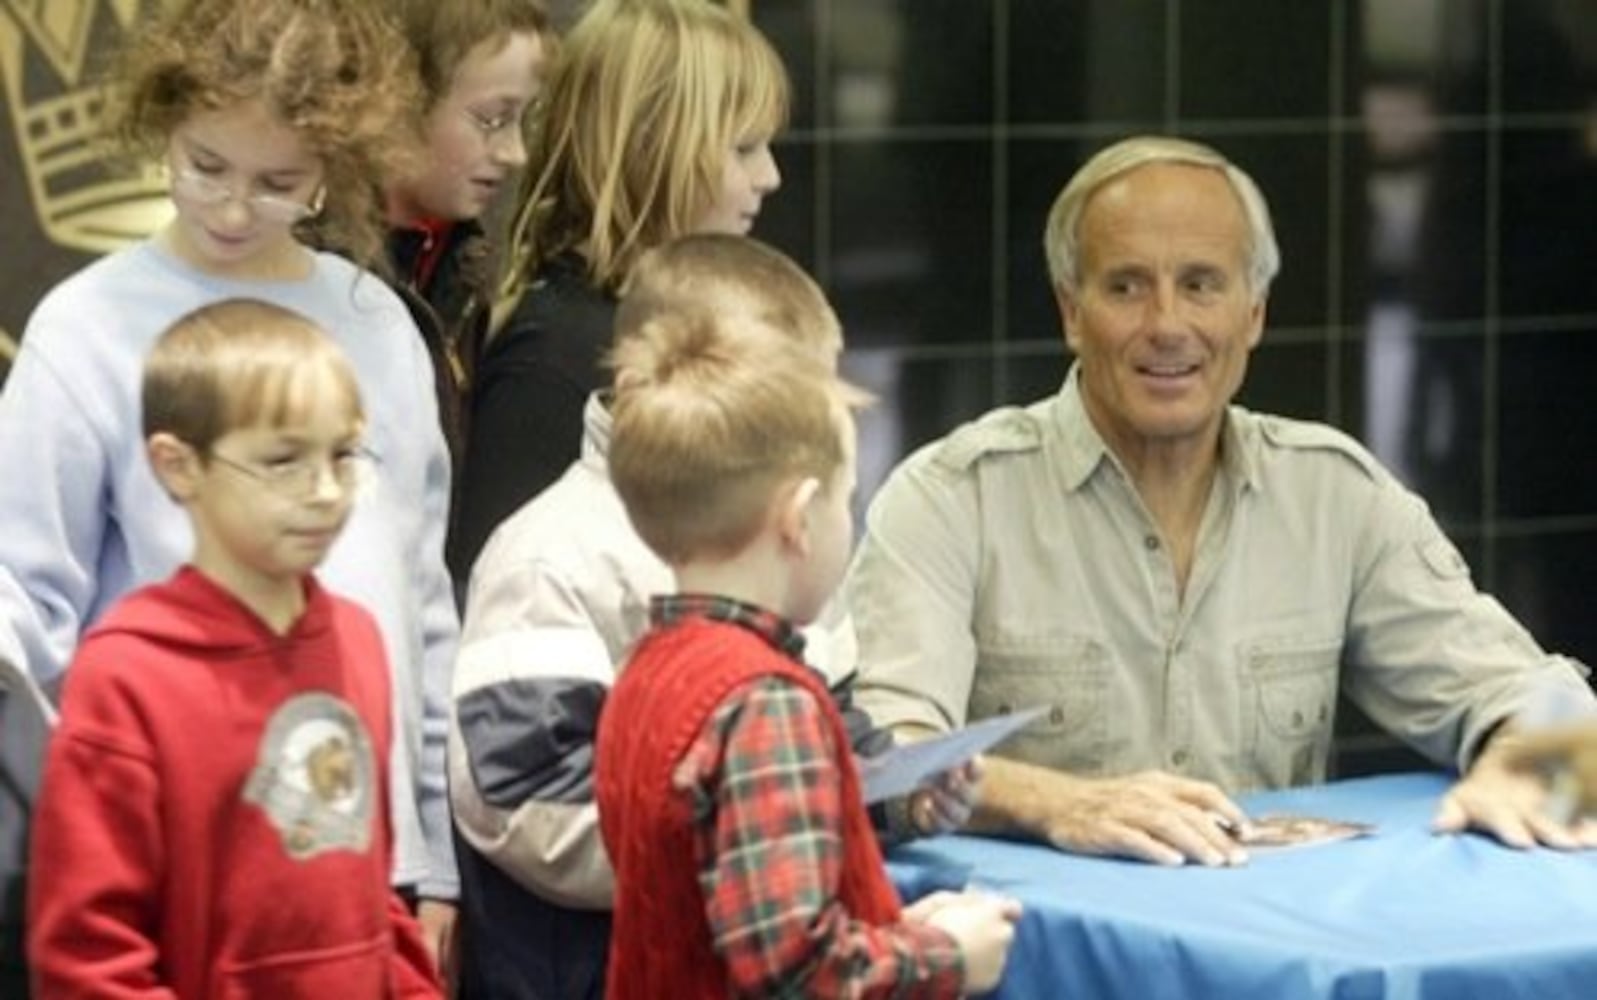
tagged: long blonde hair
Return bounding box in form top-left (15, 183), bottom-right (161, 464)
top-left (496, 0), bottom-right (789, 321)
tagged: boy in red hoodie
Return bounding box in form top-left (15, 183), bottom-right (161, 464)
top-left (27, 299), bottom-right (442, 998)
top-left (595, 281), bottom-right (1021, 997)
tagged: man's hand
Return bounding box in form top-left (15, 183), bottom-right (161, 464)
top-left (1433, 729), bottom-right (1597, 850)
top-left (974, 757), bottom-right (1248, 867)
top-left (1502, 721), bottom-right (1597, 816)
top-left (416, 899), bottom-right (460, 990)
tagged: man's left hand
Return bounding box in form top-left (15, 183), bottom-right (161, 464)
top-left (1433, 734), bottom-right (1597, 850)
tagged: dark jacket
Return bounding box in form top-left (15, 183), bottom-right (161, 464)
top-left (387, 220), bottom-right (493, 472)
top-left (452, 251), bottom-right (616, 580)
top-left (386, 222), bottom-right (494, 595)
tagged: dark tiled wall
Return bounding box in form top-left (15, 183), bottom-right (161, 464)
top-left (750, 0), bottom-right (1597, 775)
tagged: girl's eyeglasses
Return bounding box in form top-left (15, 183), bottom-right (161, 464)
top-left (462, 105), bottom-right (535, 145)
top-left (170, 166), bottom-right (325, 224)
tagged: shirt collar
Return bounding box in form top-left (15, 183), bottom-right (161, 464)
top-left (388, 216), bottom-right (458, 291)
top-left (1051, 362), bottom-right (1261, 495)
top-left (649, 593), bottom-right (809, 663)
top-left (582, 392), bottom-right (612, 463)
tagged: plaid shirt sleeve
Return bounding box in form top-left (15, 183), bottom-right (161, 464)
top-left (673, 677), bottom-right (965, 998)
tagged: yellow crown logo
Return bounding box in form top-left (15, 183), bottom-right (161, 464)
top-left (1, 0), bottom-right (173, 254)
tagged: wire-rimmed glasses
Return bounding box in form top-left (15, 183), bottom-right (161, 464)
top-left (206, 446), bottom-right (378, 500)
top-left (170, 165), bottom-right (325, 224)
top-left (461, 104), bottom-right (534, 146)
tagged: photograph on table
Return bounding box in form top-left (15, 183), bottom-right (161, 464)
top-left (1231, 814), bottom-right (1376, 849)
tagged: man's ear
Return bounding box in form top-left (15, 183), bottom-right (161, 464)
top-left (1055, 283), bottom-right (1082, 354)
top-left (147, 432), bottom-right (201, 501)
top-left (774, 476), bottom-right (822, 556)
top-left (1246, 294), bottom-right (1268, 350)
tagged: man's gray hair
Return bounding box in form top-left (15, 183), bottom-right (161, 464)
top-left (1044, 135), bottom-right (1281, 299)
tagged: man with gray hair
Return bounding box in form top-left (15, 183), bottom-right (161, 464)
top-left (847, 135), bottom-right (1596, 866)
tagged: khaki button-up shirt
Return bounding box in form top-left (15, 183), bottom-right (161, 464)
top-left (848, 367), bottom-right (1592, 792)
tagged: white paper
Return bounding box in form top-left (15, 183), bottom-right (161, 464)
top-left (858, 706), bottom-right (1048, 804)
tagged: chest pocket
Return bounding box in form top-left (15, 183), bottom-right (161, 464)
top-left (970, 634), bottom-right (1109, 773)
top-left (1243, 637), bottom-right (1341, 787)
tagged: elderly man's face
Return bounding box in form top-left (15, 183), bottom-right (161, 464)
top-left (1058, 162), bottom-right (1265, 464)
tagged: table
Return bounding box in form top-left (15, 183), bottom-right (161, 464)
top-left (886, 772), bottom-right (1597, 999)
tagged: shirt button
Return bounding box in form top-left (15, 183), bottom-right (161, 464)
top-left (1291, 710), bottom-right (1305, 728)
top-left (1048, 706), bottom-right (1065, 725)
top-left (1171, 749), bottom-right (1190, 767)
top-left (1143, 534), bottom-right (1160, 551)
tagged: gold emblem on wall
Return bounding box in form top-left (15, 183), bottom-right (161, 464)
top-left (1, 0), bottom-right (172, 254)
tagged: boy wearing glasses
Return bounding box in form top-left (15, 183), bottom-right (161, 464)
top-left (26, 300), bottom-right (443, 998)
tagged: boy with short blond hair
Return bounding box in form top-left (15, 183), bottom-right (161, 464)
top-left (595, 295), bottom-right (1019, 998)
top-left (28, 299), bottom-right (441, 998)
top-left (450, 233), bottom-right (975, 998)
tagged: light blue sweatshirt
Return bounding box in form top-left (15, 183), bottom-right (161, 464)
top-left (0, 240), bottom-right (460, 897)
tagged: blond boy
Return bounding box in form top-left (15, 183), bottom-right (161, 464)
top-left (451, 234), bottom-right (976, 998)
top-left (28, 300), bottom-right (440, 997)
top-left (594, 286), bottom-right (1019, 997)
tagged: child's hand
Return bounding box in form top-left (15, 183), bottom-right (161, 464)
top-left (921, 889), bottom-right (1021, 993)
top-left (908, 758), bottom-right (983, 836)
top-left (900, 889), bottom-right (964, 923)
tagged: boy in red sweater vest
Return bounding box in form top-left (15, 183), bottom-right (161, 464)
top-left (27, 300), bottom-right (441, 998)
top-left (596, 281), bottom-right (1021, 997)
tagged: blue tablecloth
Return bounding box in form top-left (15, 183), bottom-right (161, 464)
top-left (887, 772), bottom-right (1597, 999)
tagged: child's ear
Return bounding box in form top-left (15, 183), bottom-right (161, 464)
top-left (147, 432), bottom-right (201, 501)
top-left (775, 476), bottom-right (822, 556)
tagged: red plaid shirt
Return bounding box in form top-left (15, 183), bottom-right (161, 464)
top-left (656, 595), bottom-right (964, 998)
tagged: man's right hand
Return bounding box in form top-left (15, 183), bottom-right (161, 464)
top-left (976, 757), bottom-right (1250, 867)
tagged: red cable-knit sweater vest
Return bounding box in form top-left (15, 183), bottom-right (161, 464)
top-left (596, 615), bottom-right (903, 998)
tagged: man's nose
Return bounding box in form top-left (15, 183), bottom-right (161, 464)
top-left (1148, 280), bottom-right (1183, 329)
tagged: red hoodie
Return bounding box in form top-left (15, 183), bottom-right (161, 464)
top-left (27, 567), bottom-right (440, 999)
